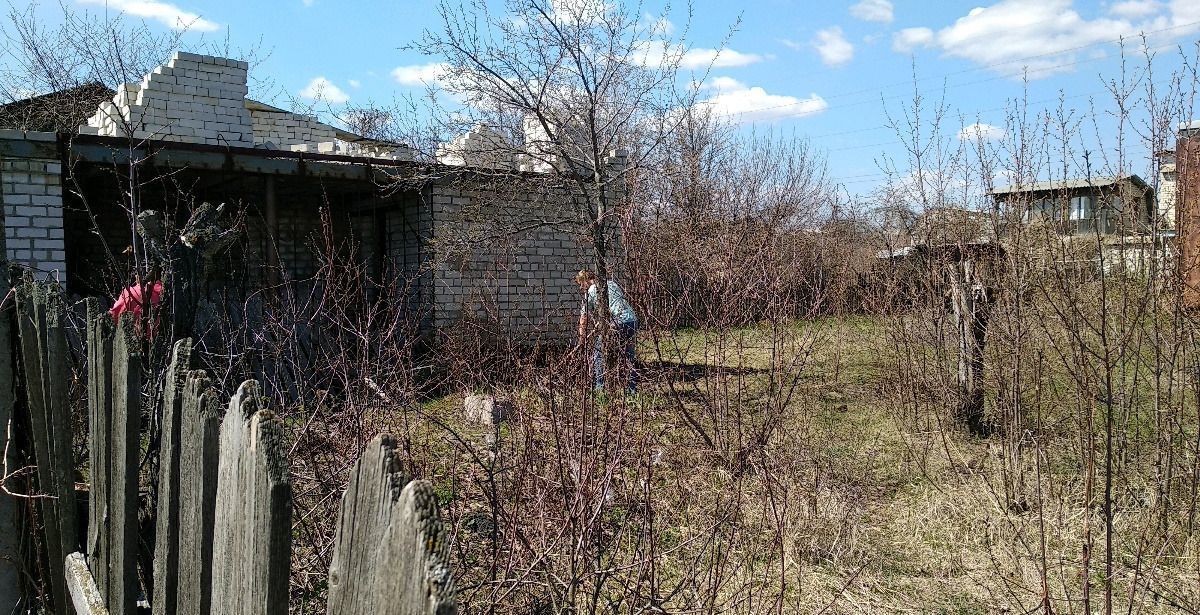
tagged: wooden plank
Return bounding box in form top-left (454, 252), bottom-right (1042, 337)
top-left (43, 284), bottom-right (79, 559)
top-left (85, 300), bottom-right (114, 602)
top-left (151, 339), bottom-right (193, 615)
top-left (65, 552), bottom-right (110, 615)
top-left (109, 315), bottom-right (141, 615)
top-left (14, 281), bottom-right (74, 612)
top-left (210, 381), bottom-right (291, 615)
top-left (0, 252), bottom-right (19, 613)
top-left (176, 371), bottom-right (219, 615)
top-left (326, 435), bottom-right (457, 615)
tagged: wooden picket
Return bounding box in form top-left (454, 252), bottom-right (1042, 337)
top-left (14, 281), bottom-right (79, 613)
top-left (7, 282), bottom-right (457, 614)
top-left (327, 435), bottom-right (456, 615)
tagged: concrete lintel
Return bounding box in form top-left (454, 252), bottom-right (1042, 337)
top-left (69, 140), bottom-right (400, 182)
top-left (0, 132), bottom-right (59, 159)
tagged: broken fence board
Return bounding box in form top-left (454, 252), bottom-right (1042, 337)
top-left (15, 281), bottom-right (79, 613)
top-left (210, 381), bottom-right (291, 615)
top-left (327, 435), bottom-right (456, 615)
top-left (152, 338), bottom-right (193, 615)
top-left (0, 272), bottom-right (18, 613)
top-left (85, 300), bottom-right (113, 605)
top-left (108, 315), bottom-right (141, 615)
top-left (176, 371), bottom-right (220, 615)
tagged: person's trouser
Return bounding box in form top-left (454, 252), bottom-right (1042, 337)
top-left (594, 320), bottom-right (638, 394)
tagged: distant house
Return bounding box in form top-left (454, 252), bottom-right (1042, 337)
top-left (985, 175), bottom-right (1173, 277)
top-left (989, 175), bottom-right (1154, 237)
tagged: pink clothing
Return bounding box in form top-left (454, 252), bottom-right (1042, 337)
top-left (109, 281), bottom-right (163, 327)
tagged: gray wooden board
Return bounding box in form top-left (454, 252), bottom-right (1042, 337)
top-left (152, 339), bottom-right (193, 615)
top-left (210, 381), bottom-right (291, 615)
top-left (326, 435), bottom-right (457, 615)
top-left (14, 282), bottom-right (73, 612)
top-left (0, 272), bottom-right (20, 612)
top-left (176, 371), bottom-right (219, 615)
top-left (85, 301), bottom-right (114, 602)
top-left (109, 316), bottom-right (141, 615)
top-left (43, 285), bottom-right (79, 561)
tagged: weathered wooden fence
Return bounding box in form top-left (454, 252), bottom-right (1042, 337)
top-left (14, 280), bottom-right (80, 612)
top-left (10, 281), bottom-right (456, 614)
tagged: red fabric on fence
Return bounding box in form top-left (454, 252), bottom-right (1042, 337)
top-left (109, 281), bottom-right (163, 336)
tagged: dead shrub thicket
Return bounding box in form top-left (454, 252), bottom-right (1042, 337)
top-left (866, 44), bottom-right (1200, 612)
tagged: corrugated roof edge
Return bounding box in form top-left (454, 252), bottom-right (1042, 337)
top-left (988, 174), bottom-right (1148, 195)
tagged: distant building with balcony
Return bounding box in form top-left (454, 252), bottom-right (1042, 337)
top-left (989, 175), bottom-right (1154, 236)
top-left (988, 175), bottom-right (1163, 275)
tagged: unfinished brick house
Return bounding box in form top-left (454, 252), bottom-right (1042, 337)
top-left (0, 52), bottom-right (616, 340)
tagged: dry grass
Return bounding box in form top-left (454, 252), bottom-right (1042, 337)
top-left (277, 310), bottom-right (1200, 613)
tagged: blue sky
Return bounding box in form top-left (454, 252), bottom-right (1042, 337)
top-left (27, 0), bottom-right (1200, 196)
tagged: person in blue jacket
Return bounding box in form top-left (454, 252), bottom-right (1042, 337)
top-left (575, 270), bottom-right (639, 394)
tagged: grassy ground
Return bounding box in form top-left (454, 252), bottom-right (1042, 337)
top-left (354, 313), bottom-right (1200, 613)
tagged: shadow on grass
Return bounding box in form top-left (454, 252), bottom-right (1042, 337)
top-left (640, 359), bottom-right (769, 384)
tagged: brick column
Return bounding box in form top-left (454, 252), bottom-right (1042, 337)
top-left (0, 130), bottom-right (67, 282)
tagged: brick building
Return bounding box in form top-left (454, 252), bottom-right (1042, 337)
top-left (0, 52), bottom-right (617, 339)
top-left (1179, 121), bottom-right (1200, 308)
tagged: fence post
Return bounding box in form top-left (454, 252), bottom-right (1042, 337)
top-left (176, 371), bottom-right (219, 615)
top-left (210, 381), bottom-right (291, 615)
top-left (947, 259), bottom-right (996, 436)
top-left (109, 315), bottom-right (142, 615)
top-left (326, 435), bottom-right (457, 615)
top-left (152, 339), bottom-right (193, 615)
top-left (85, 299), bottom-right (113, 604)
top-left (0, 273), bottom-right (20, 610)
top-left (15, 281), bottom-right (79, 612)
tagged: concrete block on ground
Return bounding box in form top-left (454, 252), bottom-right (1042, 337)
top-left (464, 394), bottom-right (511, 427)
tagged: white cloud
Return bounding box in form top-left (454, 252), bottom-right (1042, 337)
top-left (347, 79), bottom-right (361, 88)
top-left (780, 38), bottom-right (803, 51)
top-left (298, 77), bottom-right (349, 104)
top-left (77, 0), bottom-right (219, 31)
top-left (681, 47), bottom-right (763, 69)
top-left (812, 27), bottom-right (854, 66)
top-left (936, 1), bottom-right (1136, 77)
top-left (699, 77), bottom-right (828, 123)
top-left (850, 0), bottom-right (894, 23)
top-left (642, 13), bottom-right (674, 35)
top-left (957, 122), bottom-right (1007, 142)
top-left (1108, 0), bottom-right (1159, 18)
top-left (892, 27), bottom-right (934, 52)
top-left (391, 62), bottom-right (449, 87)
top-left (634, 41), bottom-right (762, 70)
top-left (1169, 0), bottom-right (1200, 27)
top-left (891, 0), bottom-right (1196, 78)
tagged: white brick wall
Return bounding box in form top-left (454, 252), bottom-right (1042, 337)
top-left (437, 125), bottom-right (516, 170)
top-left (1159, 164), bottom-right (1177, 229)
top-left (427, 182), bottom-right (604, 339)
top-left (80, 52), bottom-right (254, 147)
top-left (0, 131), bottom-right (66, 280)
top-left (76, 51), bottom-right (412, 160)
